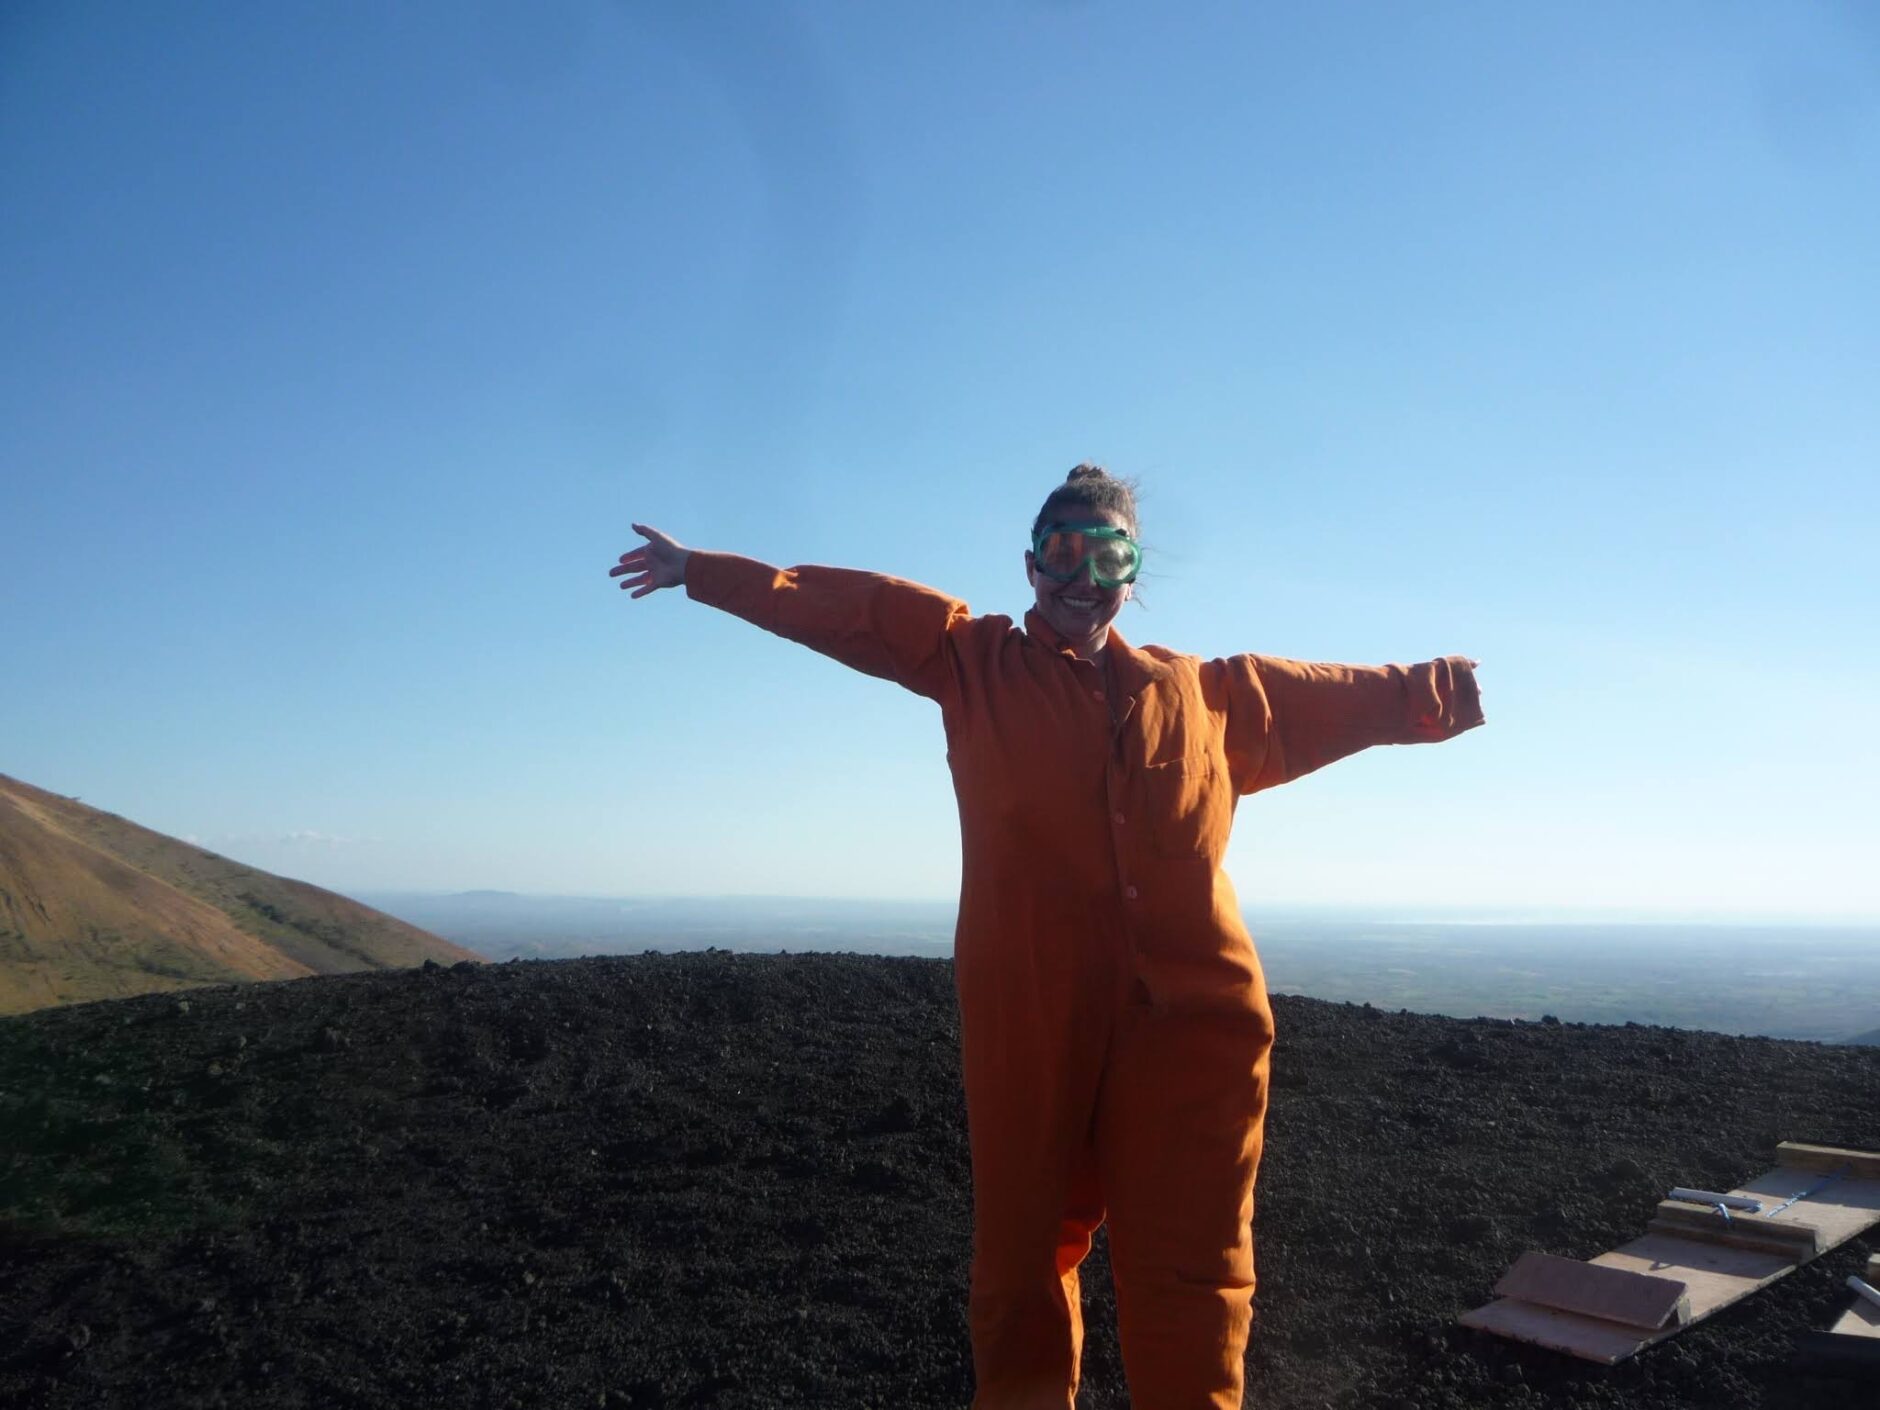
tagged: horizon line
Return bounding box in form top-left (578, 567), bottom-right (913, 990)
top-left (354, 889), bottom-right (1880, 929)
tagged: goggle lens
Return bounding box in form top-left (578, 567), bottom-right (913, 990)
top-left (1032, 527), bottom-right (1141, 587)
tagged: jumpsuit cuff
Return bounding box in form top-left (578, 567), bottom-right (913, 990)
top-left (683, 550), bottom-right (774, 613)
top-left (1409, 655), bottom-right (1485, 739)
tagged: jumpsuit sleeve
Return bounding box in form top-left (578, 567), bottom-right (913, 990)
top-left (1203, 652), bottom-right (1483, 795)
top-left (683, 550), bottom-right (971, 704)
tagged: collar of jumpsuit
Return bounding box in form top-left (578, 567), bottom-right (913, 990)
top-left (1021, 607), bottom-right (1173, 712)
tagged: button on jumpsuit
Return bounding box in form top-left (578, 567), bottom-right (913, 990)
top-left (684, 552), bottom-right (1484, 1409)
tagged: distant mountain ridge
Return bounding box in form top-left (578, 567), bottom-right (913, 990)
top-left (0, 773), bottom-right (478, 1014)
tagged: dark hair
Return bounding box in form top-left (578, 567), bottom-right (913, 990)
top-left (1031, 463), bottom-right (1141, 539)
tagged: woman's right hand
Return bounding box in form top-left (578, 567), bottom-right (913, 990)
top-left (609, 524), bottom-right (692, 599)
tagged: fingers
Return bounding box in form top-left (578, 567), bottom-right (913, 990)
top-left (613, 526), bottom-right (671, 569)
top-left (612, 524), bottom-right (684, 600)
top-left (611, 546), bottom-right (657, 580)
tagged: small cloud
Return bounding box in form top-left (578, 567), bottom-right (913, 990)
top-left (215, 830), bottom-right (380, 849)
top-left (277, 830), bottom-right (382, 848)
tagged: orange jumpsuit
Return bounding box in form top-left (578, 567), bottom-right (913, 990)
top-left (684, 552), bottom-right (1483, 1408)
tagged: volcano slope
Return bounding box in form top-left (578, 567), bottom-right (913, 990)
top-left (0, 772), bottom-right (479, 1015)
top-left (2, 951), bottom-right (1876, 1409)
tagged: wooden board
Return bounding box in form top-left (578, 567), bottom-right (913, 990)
top-left (1828, 1300), bottom-right (1880, 1340)
top-left (1589, 1232), bottom-right (1798, 1316)
top-left (1492, 1251), bottom-right (1689, 1329)
top-left (1732, 1162), bottom-right (1880, 1245)
top-left (1777, 1142), bottom-right (1880, 1181)
top-left (1460, 1145), bottom-right (1880, 1364)
top-left (1461, 1235), bottom-right (1799, 1364)
top-left (1458, 1298), bottom-right (1665, 1365)
top-left (1827, 1253), bottom-right (1880, 1340)
top-left (1647, 1200), bottom-right (1821, 1258)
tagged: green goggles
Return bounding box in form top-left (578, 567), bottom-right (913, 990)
top-left (1030, 524), bottom-right (1142, 588)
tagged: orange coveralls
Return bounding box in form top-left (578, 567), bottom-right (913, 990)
top-left (685, 552), bottom-right (1483, 1408)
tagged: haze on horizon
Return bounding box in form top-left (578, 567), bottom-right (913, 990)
top-left (4, 4), bottom-right (1876, 926)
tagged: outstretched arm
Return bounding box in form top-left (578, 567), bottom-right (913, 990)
top-left (609, 524), bottom-right (970, 703)
top-left (1204, 652), bottom-right (1483, 794)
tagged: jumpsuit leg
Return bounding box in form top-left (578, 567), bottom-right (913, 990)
top-left (966, 1137), bottom-right (1106, 1409)
top-left (957, 933), bottom-right (1123, 1408)
top-left (1095, 990), bottom-right (1272, 1410)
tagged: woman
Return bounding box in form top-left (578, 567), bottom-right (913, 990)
top-left (611, 465), bottom-right (1482, 1409)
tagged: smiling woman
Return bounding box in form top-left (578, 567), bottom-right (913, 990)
top-left (1026, 464), bottom-right (1143, 662)
top-left (607, 463), bottom-right (1483, 1409)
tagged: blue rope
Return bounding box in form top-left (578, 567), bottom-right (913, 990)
top-left (1766, 1168), bottom-right (1845, 1218)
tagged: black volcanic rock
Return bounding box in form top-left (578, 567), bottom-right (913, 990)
top-left (2, 952), bottom-right (1877, 1408)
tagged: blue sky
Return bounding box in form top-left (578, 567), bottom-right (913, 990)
top-left (4, 2), bottom-right (1876, 920)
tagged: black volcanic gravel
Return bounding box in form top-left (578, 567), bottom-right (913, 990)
top-left (2, 952), bottom-right (1877, 1409)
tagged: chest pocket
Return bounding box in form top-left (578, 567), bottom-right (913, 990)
top-left (1139, 753), bottom-right (1228, 858)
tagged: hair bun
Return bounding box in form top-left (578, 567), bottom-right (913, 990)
top-left (1033, 462), bottom-right (1142, 539)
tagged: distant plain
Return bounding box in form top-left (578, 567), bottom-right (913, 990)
top-left (363, 894), bottom-right (1880, 1045)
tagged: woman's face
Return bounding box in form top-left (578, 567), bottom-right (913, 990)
top-left (1026, 506), bottom-right (1135, 647)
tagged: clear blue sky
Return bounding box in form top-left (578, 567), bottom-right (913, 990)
top-left (4, 2), bottom-right (1876, 921)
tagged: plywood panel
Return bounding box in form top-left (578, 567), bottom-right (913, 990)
top-left (1829, 1256), bottom-right (1880, 1340)
top-left (1590, 1233), bottom-right (1795, 1321)
top-left (1492, 1251), bottom-right (1689, 1329)
top-left (1777, 1142), bottom-right (1880, 1180)
top-left (1456, 1299), bottom-right (1652, 1366)
top-left (1459, 1145), bottom-right (1880, 1364)
top-left (1828, 1300), bottom-right (1880, 1340)
top-left (1734, 1165), bottom-right (1880, 1248)
top-left (1646, 1202), bottom-right (1819, 1258)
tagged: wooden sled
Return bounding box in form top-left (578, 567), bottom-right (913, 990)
top-left (1459, 1143), bottom-right (1880, 1364)
top-left (1792, 1252), bottom-right (1880, 1379)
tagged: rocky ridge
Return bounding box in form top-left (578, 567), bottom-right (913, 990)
top-left (3, 951), bottom-right (1876, 1408)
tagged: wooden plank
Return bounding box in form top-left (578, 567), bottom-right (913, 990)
top-left (1646, 1202), bottom-right (1819, 1259)
top-left (1591, 1232), bottom-right (1797, 1321)
top-left (1827, 1304), bottom-right (1880, 1340)
top-left (1460, 1235), bottom-right (1793, 1363)
top-left (1493, 1251), bottom-right (1689, 1330)
top-left (1459, 1143), bottom-right (1880, 1363)
top-left (1735, 1165), bottom-right (1880, 1251)
top-left (1777, 1142), bottom-right (1880, 1180)
top-left (1829, 1268), bottom-right (1880, 1340)
top-left (1457, 1299), bottom-right (1651, 1366)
